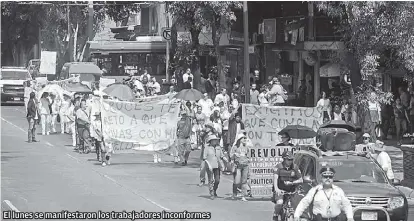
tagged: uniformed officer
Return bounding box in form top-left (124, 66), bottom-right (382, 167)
top-left (272, 151), bottom-right (303, 221)
top-left (294, 166), bottom-right (354, 221)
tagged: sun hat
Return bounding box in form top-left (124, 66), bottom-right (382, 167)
top-left (206, 134), bottom-right (220, 143)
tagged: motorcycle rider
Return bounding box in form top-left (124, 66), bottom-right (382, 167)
top-left (272, 150), bottom-right (303, 221)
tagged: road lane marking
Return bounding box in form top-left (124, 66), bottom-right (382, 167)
top-left (45, 142), bottom-right (54, 147)
top-left (3, 200), bottom-right (20, 212)
top-left (1, 117), bottom-right (25, 133)
top-left (99, 172), bottom-right (170, 211)
top-left (66, 153), bottom-right (80, 163)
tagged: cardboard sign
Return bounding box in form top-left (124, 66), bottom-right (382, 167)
top-left (39, 51), bottom-right (57, 75)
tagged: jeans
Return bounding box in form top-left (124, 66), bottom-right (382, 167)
top-left (233, 164), bottom-right (249, 196)
top-left (200, 160), bottom-right (207, 183)
top-left (395, 117), bottom-right (408, 143)
top-left (381, 118), bottom-right (390, 139)
top-left (41, 114), bottom-right (51, 135)
top-left (27, 117), bottom-right (36, 141)
top-left (207, 168), bottom-right (220, 195)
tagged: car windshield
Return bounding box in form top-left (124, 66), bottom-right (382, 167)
top-left (1, 70), bottom-right (28, 80)
top-left (318, 160), bottom-right (388, 184)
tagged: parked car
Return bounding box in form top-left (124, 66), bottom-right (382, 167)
top-left (293, 149), bottom-right (408, 221)
top-left (0, 67), bottom-right (32, 104)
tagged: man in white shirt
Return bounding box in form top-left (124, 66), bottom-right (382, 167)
top-left (294, 166), bottom-right (354, 221)
top-left (139, 70), bottom-right (151, 82)
top-left (214, 88), bottom-right (230, 107)
top-left (148, 76), bottom-right (161, 95)
top-left (182, 68), bottom-right (194, 86)
top-left (355, 133), bottom-right (375, 154)
top-left (375, 140), bottom-right (395, 182)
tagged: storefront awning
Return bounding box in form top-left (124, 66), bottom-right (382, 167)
top-left (89, 40), bottom-right (167, 54)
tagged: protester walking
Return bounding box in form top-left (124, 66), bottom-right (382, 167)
top-left (26, 92), bottom-right (38, 143)
top-left (39, 92), bottom-right (51, 135)
top-left (230, 133), bottom-right (251, 201)
top-left (374, 140), bottom-right (395, 182)
top-left (294, 166), bottom-right (354, 221)
top-left (317, 91), bottom-right (332, 122)
top-left (59, 95), bottom-right (71, 134)
top-left (203, 134), bottom-right (225, 199)
top-left (176, 112), bottom-right (193, 166)
top-left (49, 93), bottom-right (60, 133)
top-left (394, 98), bottom-right (410, 146)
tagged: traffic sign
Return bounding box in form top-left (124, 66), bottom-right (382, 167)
top-left (162, 28), bottom-right (171, 41)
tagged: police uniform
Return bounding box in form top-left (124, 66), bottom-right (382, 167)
top-left (273, 162), bottom-right (302, 193)
top-left (294, 167), bottom-right (353, 221)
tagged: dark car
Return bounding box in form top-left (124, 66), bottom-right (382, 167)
top-left (293, 149), bottom-right (408, 221)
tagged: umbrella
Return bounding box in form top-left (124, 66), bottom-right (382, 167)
top-left (68, 63), bottom-right (102, 75)
top-left (320, 120), bottom-right (356, 132)
top-left (278, 125), bottom-right (317, 139)
top-left (103, 83), bottom-right (134, 101)
top-left (174, 88), bottom-right (203, 101)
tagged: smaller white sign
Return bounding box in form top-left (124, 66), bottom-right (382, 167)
top-left (39, 51), bottom-right (57, 75)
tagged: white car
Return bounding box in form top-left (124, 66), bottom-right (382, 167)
top-left (0, 67), bottom-right (32, 104)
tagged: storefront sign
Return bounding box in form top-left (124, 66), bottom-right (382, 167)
top-left (242, 104), bottom-right (323, 197)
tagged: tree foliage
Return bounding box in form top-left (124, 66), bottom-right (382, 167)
top-left (1, 2), bottom-right (45, 65)
top-left (167, 1), bottom-right (242, 90)
top-left (1, 1), bottom-right (140, 68)
top-left (316, 1), bottom-right (414, 107)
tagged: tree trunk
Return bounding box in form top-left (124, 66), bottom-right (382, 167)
top-left (212, 17), bottom-right (225, 91)
top-left (170, 21), bottom-right (178, 76)
top-left (73, 23), bottom-right (79, 61)
top-left (190, 25), bottom-right (202, 90)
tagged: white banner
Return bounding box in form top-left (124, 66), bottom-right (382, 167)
top-left (242, 104), bottom-right (323, 147)
top-left (39, 51), bottom-right (57, 75)
top-left (101, 99), bottom-right (180, 151)
top-left (99, 78), bottom-right (116, 91)
top-left (242, 104), bottom-right (323, 198)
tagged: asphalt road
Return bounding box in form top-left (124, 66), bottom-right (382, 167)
top-left (1, 104), bottom-right (413, 221)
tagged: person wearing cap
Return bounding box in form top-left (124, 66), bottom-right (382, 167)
top-left (26, 92), bottom-right (39, 143)
top-left (230, 132), bottom-right (251, 201)
top-left (203, 134), bottom-right (225, 199)
top-left (355, 133), bottom-right (375, 154)
top-left (277, 132), bottom-right (295, 147)
top-left (198, 122), bottom-right (219, 186)
top-left (374, 140), bottom-right (394, 182)
top-left (175, 111), bottom-right (193, 166)
top-left (294, 166), bottom-right (353, 221)
top-left (272, 150), bottom-right (303, 221)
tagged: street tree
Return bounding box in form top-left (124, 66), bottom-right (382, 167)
top-left (1, 2), bottom-right (46, 66)
top-left (316, 1), bottom-right (414, 136)
top-left (199, 1), bottom-right (242, 90)
top-left (167, 2), bottom-right (204, 90)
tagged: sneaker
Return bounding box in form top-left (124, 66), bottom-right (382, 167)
top-left (157, 157), bottom-right (161, 162)
top-left (102, 162), bottom-right (107, 167)
top-left (61, 132), bottom-right (64, 134)
top-left (46, 132), bottom-right (50, 135)
top-left (107, 160), bottom-right (111, 165)
top-left (241, 197), bottom-right (247, 202)
top-left (198, 182), bottom-right (205, 187)
top-left (153, 156), bottom-right (158, 163)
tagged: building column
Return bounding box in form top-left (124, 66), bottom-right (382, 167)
top-left (298, 51), bottom-right (304, 85)
top-left (314, 51), bottom-right (321, 105)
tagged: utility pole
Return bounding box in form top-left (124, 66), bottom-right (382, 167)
top-left (165, 2), bottom-right (170, 82)
top-left (243, 1), bottom-right (250, 103)
top-left (67, 5), bottom-right (73, 62)
top-left (84, 1), bottom-right (94, 61)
